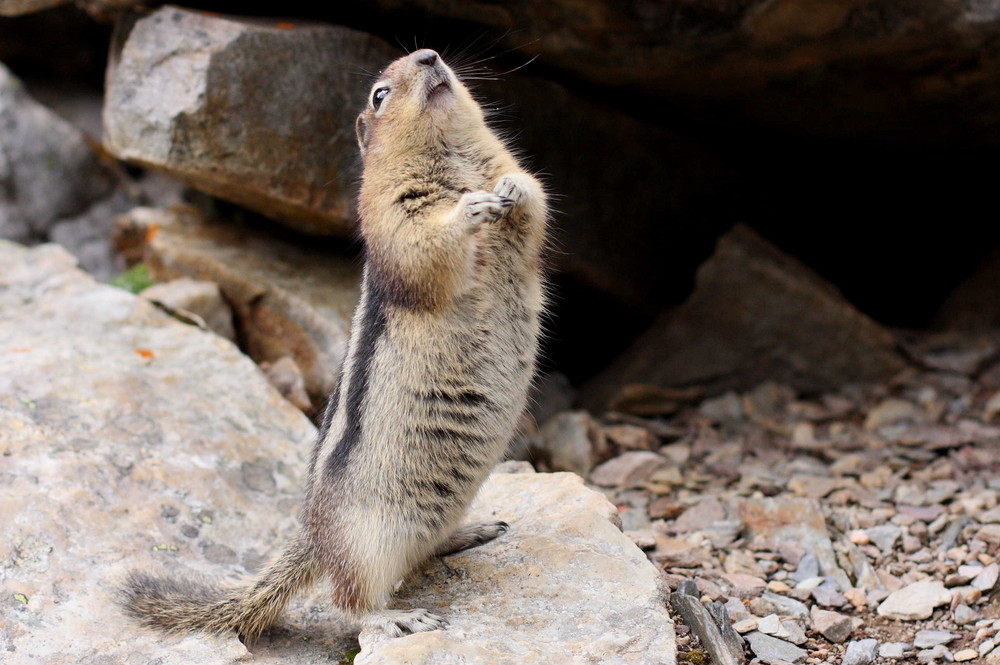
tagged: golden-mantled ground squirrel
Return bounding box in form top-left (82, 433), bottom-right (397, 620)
top-left (121, 48), bottom-right (548, 639)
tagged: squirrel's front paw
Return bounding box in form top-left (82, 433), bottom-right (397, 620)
top-left (460, 191), bottom-right (512, 232)
top-left (493, 174), bottom-right (530, 209)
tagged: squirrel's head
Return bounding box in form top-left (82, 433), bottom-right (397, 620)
top-left (355, 49), bottom-right (486, 161)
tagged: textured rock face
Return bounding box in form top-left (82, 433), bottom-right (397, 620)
top-left (122, 206), bottom-right (359, 407)
top-left (351, 0), bottom-right (1000, 147)
top-left (0, 0), bottom-right (65, 16)
top-left (0, 63), bottom-right (116, 243)
top-left (356, 469), bottom-right (676, 665)
top-left (0, 240), bottom-right (343, 664)
top-left (581, 225), bottom-right (907, 407)
top-left (103, 6), bottom-right (398, 235)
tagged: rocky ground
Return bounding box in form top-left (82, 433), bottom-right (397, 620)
top-left (534, 347), bottom-right (1000, 664)
top-left (2, 3), bottom-right (1000, 664)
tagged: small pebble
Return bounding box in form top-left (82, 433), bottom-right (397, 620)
top-left (879, 642), bottom-right (909, 659)
top-left (972, 562), bottom-right (999, 591)
top-left (757, 613), bottom-right (793, 641)
top-left (842, 638), bottom-right (879, 665)
top-left (849, 529), bottom-right (870, 545)
top-left (954, 649), bottom-right (977, 662)
top-left (844, 587), bottom-right (867, 609)
top-left (916, 645), bottom-right (952, 663)
top-left (913, 629), bottom-right (958, 649)
top-left (811, 584), bottom-right (847, 608)
top-left (810, 607), bottom-right (853, 644)
top-left (953, 604), bottom-right (979, 626)
top-left (795, 576), bottom-right (825, 591)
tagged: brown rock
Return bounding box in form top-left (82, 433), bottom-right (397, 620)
top-left (534, 411), bottom-right (608, 477)
top-left (651, 534), bottom-right (711, 569)
top-left (123, 206), bottom-right (358, 406)
top-left (141, 277), bottom-right (236, 341)
top-left (648, 497), bottom-right (685, 521)
top-left (580, 225), bottom-right (905, 406)
top-left (863, 398), bottom-right (926, 431)
top-left (722, 574), bottom-right (767, 600)
top-left (671, 497), bottom-right (727, 533)
top-left (809, 608), bottom-right (853, 643)
top-left (260, 356), bottom-right (313, 414)
top-left (588, 451), bottom-right (667, 488)
top-left (104, 6), bottom-right (398, 236)
top-left (603, 424), bottom-right (658, 451)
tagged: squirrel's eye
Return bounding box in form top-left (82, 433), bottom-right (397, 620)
top-left (372, 87), bottom-right (389, 110)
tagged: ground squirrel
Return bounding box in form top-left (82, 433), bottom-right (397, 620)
top-left (121, 48), bottom-right (548, 639)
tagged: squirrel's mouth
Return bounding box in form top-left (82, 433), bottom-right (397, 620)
top-left (427, 78), bottom-right (451, 98)
top-left (424, 62), bottom-right (454, 103)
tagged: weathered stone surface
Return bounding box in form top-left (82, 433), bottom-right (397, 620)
top-left (103, 6), bottom-right (398, 236)
top-left (0, 0), bottom-right (65, 16)
top-left (123, 206), bottom-right (359, 406)
top-left (842, 639), bottom-right (879, 665)
top-left (972, 562), bottom-right (1000, 591)
top-left (671, 591), bottom-right (742, 665)
top-left (876, 581), bottom-right (952, 620)
top-left (745, 630), bottom-right (807, 665)
top-left (810, 607), bottom-right (853, 643)
top-left (356, 470), bottom-right (676, 665)
top-left (0, 239), bottom-right (358, 663)
top-left (739, 497), bottom-right (852, 592)
top-left (0, 62), bottom-right (117, 243)
top-left (581, 225), bottom-right (905, 406)
top-left (260, 356), bottom-right (314, 414)
top-left (589, 450), bottom-right (668, 487)
top-left (863, 398), bottom-right (926, 430)
top-left (352, 1), bottom-right (1000, 148)
top-left (142, 277), bottom-right (236, 341)
top-left (531, 410), bottom-right (607, 476)
top-left (913, 630), bottom-right (958, 649)
top-left (671, 497), bottom-right (726, 534)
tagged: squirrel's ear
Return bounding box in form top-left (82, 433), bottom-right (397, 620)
top-left (356, 114), bottom-right (370, 157)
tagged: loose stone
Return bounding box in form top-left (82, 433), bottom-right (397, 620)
top-left (842, 639), bottom-right (879, 665)
top-left (877, 580), bottom-right (952, 620)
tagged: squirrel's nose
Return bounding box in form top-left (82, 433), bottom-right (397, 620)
top-left (415, 50), bottom-right (439, 67)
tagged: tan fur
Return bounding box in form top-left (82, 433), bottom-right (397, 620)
top-left (121, 48), bottom-right (547, 640)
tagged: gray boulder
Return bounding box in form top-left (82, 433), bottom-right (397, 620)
top-left (0, 239), bottom-right (343, 664)
top-left (356, 469), bottom-right (676, 665)
top-left (103, 6), bottom-right (398, 236)
top-left (0, 62), bottom-right (116, 243)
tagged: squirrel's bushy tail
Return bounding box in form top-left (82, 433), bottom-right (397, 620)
top-left (120, 534), bottom-right (320, 640)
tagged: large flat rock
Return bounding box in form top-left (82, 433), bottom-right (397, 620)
top-left (0, 239), bottom-right (354, 663)
top-left (103, 6), bottom-right (398, 236)
top-left (357, 468), bottom-right (676, 665)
